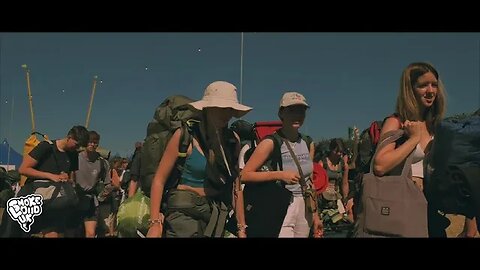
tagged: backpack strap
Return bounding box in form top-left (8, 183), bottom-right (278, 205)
top-left (32, 131), bottom-right (49, 141)
top-left (166, 124), bottom-right (194, 191)
top-left (164, 119), bottom-right (203, 192)
top-left (267, 132), bottom-right (312, 171)
top-left (300, 133), bottom-right (314, 159)
top-left (301, 134), bottom-right (313, 150)
top-left (281, 137), bottom-right (308, 192)
top-left (178, 124), bottom-right (193, 159)
top-left (98, 157), bottom-right (107, 183)
top-left (264, 132), bottom-right (284, 171)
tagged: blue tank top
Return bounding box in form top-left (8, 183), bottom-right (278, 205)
top-left (179, 147), bottom-right (207, 188)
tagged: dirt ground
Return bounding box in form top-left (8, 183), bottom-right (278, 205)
top-left (445, 214), bottom-right (479, 238)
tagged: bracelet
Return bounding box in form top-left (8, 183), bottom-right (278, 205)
top-left (237, 224), bottom-right (248, 230)
top-left (148, 218), bottom-right (163, 227)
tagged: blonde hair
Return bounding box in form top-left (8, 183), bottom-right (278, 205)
top-left (395, 62), bottom-right (446, 133)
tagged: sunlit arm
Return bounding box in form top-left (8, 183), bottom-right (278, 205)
top-left (147, 128), bottom-right (182, 237)
top-left (233, 177), bottom-right (247, 237)
top-left (19, 155), bottom-right (54, 180)
top-left (241, 139), bottom-right (284, 183)
top-left (373, 118), bottom-right (420, 176)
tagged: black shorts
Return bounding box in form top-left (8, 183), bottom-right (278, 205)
top-left (66, 196), bottom-right (99, 230)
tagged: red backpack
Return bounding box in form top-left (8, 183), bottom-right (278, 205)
top-left (254, 121), bottom-right (283, 141)
top-left (312, 162), bottom-right (328, 195)
top-left (369, 121), bottom-right (382, 146)
top-left (357, 115), bottom-right (401, 173)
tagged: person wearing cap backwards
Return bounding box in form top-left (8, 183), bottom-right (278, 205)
top-left (147, 81), bottom-right (252, 238)
top-left (242, 92), bottom-right (323, 238)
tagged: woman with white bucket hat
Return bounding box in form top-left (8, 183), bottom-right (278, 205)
top-left (147, 81), bottom-right (251, 238)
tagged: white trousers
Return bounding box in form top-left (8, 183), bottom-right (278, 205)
top-left (279, 196), bottom-right (312, 238)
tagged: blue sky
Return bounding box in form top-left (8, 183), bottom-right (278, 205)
top-left (0, 32), bottom-right (479, 157)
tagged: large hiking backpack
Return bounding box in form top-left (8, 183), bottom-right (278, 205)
top-left (139, 95), bottom-right (201, 198)
top-left (243, 121), bottom-right (283, 162)
top-left (425, 109), bottom-right (480, 220)
top-left (241, 131), bottom-right (291, 238)
top-left (356, 115), bottom-right (403, 174)
top-left (230, 119), bottom-right (255, 146)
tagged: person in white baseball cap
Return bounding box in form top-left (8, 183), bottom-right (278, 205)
top-left (242, 91), bottom-right (323, 238)
top-left (279, 91), bottom-right (310, 108)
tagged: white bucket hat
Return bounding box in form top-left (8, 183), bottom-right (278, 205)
top-left (189, 81), bottom-right (252, 118)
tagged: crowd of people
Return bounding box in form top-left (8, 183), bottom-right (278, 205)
top-left (0, 61), bottom-right (478, 238)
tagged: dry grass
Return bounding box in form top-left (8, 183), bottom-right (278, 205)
top-left (445, 214), bottom-right (479, 238)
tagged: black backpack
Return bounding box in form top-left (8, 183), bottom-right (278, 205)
top-left (356, 120), bottom-right (383, 174)
top-left (426, 109), bottom-right (480, 218)
top-left (230, 119), bottom-right (255, 146)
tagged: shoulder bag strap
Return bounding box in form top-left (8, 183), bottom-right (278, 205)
top-left (281, 136), bottom-right (308, 194)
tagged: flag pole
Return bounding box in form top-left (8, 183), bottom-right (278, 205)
top-left (7, 96), bottom-right (14, 170)
top-left (85, 75), bottom-right (98, 128)
top-left (21, 64), bottom-right (35, 133)
top-left (240, 32), bottom-right (244, 105)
